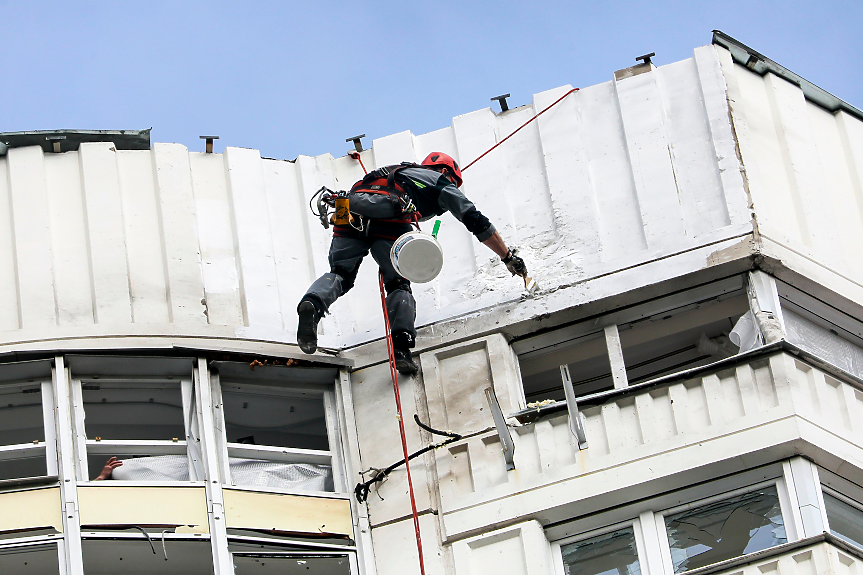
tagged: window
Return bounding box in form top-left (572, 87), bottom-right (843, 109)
top-left (73, 376), bottom-right (200, 482)
top-left (515, 277), bottom-right (748, 404)
top-left (232, 552), bottom-right (351, 574)
top-left (212, 362), bottom-right (341, 493)
top-left (0, 363), bottom-right (56, 482)
top-left (663, 486), bottom-right (786, 573)
top-left (0, 542), bottom-right (60, 573)
top-left (82, 538), bottom-right (214, 574)
top-left (560, 526), bottom-right (641, 575)
top-left (824, 491), bottom-right (863, 550)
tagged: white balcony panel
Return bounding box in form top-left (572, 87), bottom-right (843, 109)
top-left (428, 352), bottom-right (863, 539)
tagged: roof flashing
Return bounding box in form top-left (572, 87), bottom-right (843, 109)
top-left (712, 30), bottom-right (863, 122)
top-left (0, 128), bottom-right (151, 155)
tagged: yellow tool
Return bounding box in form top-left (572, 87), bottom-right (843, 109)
top-left (332, 197), bottom-right (351, 226)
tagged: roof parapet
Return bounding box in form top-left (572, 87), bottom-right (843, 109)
top-left (0, 128), bottom-right (151, 155)
top-left (712, 30), bottom-right (863, 122)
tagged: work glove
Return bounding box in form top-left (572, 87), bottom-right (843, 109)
top-left (502, 249), bottom-right (528, 277)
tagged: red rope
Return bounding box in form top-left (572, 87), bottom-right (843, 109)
top-left (378, 270), bottom-right (426, 575)
top-left (349, 151), bottom-right (368, 174)
top-left (461, 87), bottom-right (579, 172)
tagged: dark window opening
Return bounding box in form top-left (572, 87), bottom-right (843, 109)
top-left (560, 526), bottom-right (641, 575)
top-left (81, 381), bottom-right (185, 441)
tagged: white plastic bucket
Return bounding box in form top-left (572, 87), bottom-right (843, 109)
top-left (390, 232), bottom-right (444, 283)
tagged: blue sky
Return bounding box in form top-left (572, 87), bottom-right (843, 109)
top-left (2, 1), bottom-right (860, 161)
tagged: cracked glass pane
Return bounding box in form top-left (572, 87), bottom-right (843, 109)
top-left (561, 526), bottom-right (641, 575)
top-left (824, 492), bottom-right (863, 550)
top-left (665, 486), bottom-right (786, 573)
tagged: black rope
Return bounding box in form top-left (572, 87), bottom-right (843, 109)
top-left (354, 416), bottom-right (462, 503)
top-left (133, 526), bottom-right (157, 555)
top-left (413, 414), bottom-right (462, 439)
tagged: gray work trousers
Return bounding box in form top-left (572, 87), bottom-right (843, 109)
top-left (301, 234), bottom-right (417, 346)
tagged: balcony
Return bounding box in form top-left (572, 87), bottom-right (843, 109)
top-left (684, 535), bottom-right (862, 575)
top-left (411, 341), bottom-right (863, 540)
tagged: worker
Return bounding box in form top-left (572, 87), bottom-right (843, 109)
top-left (297, 152), bottom-right (528, 374)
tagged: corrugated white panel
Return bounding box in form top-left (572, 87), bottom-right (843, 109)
top-left (116, 149), bottom-right (170, 324)
top-left (720, 46), bottom-right (863, 290)
top-left (0, 45), bottom-right (759, 351)
top-left (44, 151), bottom-right (93, 326)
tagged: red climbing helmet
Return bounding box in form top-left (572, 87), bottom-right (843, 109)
top-left (421, 152), bottom-right (463, 187)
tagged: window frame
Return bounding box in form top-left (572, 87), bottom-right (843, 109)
top-left (550, 519), bottom-right (647, 575)
top-left (0, 536), bottom-right (64, 573)
top-left (210, 370), bottom-right (345, 495)
top-left (70, 374), bottom-right (202, 483)
top-left (0, 377), bottom-right (58, 484)
top-left (654, 479), bottom-right (794, 574)
top-left (514, 275), bottom-right (750, 405)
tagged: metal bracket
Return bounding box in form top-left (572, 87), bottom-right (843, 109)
top-left (46, 134), bottom-right (66, 153)
top-left (484, 386), bottom-right (515, 471)
top-left (560, 365), bottom-right (588, 450)
top-left (199, 135), bottom-right (219, 153)
top-left (346, 134), bottom-right (365, 153)
top-left (636, 52), bottom-right (655, 65)
top-left (491, 94), bottom-right (511, 113)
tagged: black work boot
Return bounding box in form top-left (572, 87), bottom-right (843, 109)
top-left (394, 348), bottom-right (419, 376)
top-left (297, 301), bottom-right (320, 354)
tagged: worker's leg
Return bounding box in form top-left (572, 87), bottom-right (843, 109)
top-left (370, 239), bottom-right (418, 375)
top-left (297, 235), bottom-right (370, 353)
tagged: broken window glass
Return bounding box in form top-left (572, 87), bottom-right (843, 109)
top-left (560, 526), bottom-right (641, 575)
top-left (665, 486), bottom-right (786, 573)
top-left (824, 492), bottom-right (863, 550)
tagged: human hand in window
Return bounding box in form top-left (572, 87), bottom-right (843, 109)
top-left (94, 456), bottom-right (123, 480)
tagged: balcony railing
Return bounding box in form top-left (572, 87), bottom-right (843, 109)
top-left (684, 534), bottom-right (862, 575)
top-left (432, 343), bottom-right (863, 538)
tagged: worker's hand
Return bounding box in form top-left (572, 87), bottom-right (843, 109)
top-left (94, 456), bottom-right (123, 480)
top-left (502, 249), bottom-right (528, 277)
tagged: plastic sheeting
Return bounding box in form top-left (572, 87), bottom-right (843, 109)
top-left (784, 310), bottom-right (863, 379)
top-left (109, 455), bottom-right (333, 492)
top-left (111, 455), bottom-right (191, 481)
top-left (730, 311), bottom-right (762, 353)
top-left (229, 458), bottom-right (332, 492)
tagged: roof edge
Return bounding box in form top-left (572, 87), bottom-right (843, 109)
top-left (712, 30), bottom-right (863, 123)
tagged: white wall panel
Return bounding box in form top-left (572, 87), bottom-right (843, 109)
top-left (223, 146), bottom-right (282, 328)
top-left (0, 158), bottom-right (19, 331)
top-left (721, 48), bottom-right (863, 290)
top-left (44, 152), bottom-right (93, 326)
top-left (78, 142), bottom-right (133, 324)
top-left (152, 143), bottom-right (207, 325)
top-left (579, 80), bottom-right (648, 261)
top-left (658, 57), bottom-right (731, 232)
top-left (535, 85), bottom-right (602, 274)
top-left (116, 150), bottom-right (170, 324)
top-left (189, 152), bottom-right (243, 327)
top-left (6, 146), bottom-right (57, 329)
top-left (262, 158), bottom-right (312, 333)
top-left (615, 66), bottom-right (688, 251)
top-left (0, 46), bottom-right (770, 351)
top-left (693, 45), bottom-right (751, 227)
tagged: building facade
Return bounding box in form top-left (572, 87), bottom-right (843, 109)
top-left (0, 32), bottom-right (862, 575)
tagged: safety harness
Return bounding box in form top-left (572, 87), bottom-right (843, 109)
top-left (347, 162), bottom-right (421, 223)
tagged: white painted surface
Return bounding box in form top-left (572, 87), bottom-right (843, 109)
top-left (423, 351), bottom-right (863, 539)
top-left (0, 45), bottom-right (757, 352)
top-left (719, 46), bottom-right (863, 296)
top-left (708, 541), bottom-right (863, 575)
